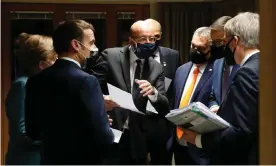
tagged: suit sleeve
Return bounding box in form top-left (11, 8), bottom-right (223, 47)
top-left (85, 51), bottom-right (109, 95)
top-left (6, 80), bottom-right (40, 146)
top-left (80, 75), bottom-right (114, 145)
top-left (150, 68), bottom-right (170, 116)
top-left (208, 86), bottom-right (219, 108)
top-left (201, 67), bottom-right (258, 154)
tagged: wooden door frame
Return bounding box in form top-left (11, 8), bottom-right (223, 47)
top-left (1, 3), bottom-right (149, 164)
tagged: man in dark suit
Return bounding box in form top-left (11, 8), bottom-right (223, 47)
top-left (144, 18), bottom-right (181, 164)
top-left (209, 16), bottom-right (240, 113)
top-left (25, 20), bottom-right (114, 165)
top-left (96, 20), bottom-right (169, 164)
top-left (179, 12), bottom-right (260, 165)
top-left (170, 27), bottom-right (214, 165)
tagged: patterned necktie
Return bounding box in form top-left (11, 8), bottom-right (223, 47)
top-left (176, 67), bottom-right (200, 139)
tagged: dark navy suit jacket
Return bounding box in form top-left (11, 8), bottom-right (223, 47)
top-left (202, 53), bottom-right (259, 164)
top-left (170, 61), bottom-right (214, 164)
top-left (25, 59), bottom-right (114, 165)
top-left (209, 58), bottom-right (239, 108)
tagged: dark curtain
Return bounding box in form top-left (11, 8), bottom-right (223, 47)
top-left (159, 0), bottom-right (258, 64)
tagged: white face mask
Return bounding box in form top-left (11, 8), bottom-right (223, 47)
top-left (76, 41), bottom-right (93, 59)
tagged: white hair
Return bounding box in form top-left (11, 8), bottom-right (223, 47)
top-left (224, 12), bottom-right (259, 48)
top-left (192, 27), bottom-right (211, 45)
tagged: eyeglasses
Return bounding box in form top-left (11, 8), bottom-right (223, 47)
top-left (212, 40), bottom-right (225, 47)
top-left (134, 36), bottom-right (157, 43)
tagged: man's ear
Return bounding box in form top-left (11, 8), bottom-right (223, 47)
top-left (128, 37), bottom-right (132, 43)
top-left (71, 39), bottom-right (80, 52)
top-left (233, 36), bottom-right (239, 45)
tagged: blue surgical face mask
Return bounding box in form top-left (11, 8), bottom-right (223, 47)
top-left (132, 41), bottom-right (156, 59)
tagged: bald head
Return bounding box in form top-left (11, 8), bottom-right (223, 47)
top-left (145, 18), bottom-right (162, 40)
top-left (130, 20), bottom-right (144, 38)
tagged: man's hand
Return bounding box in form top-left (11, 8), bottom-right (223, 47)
top-left (210, 105), bottom-right (220, 113)
top-left (135, 79), bottom-right (155, 97)
top-left (107, 115), bottom-right (113, 126)
top-left (178, 127), bottom-right (198, 145)
top-left (103, 95), bottom-right (119, 111)
top-left (210, 105), bottom-right (219, 113)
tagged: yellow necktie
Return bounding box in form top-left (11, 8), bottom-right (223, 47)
top-left (176, 67), bottom-right (200, 139)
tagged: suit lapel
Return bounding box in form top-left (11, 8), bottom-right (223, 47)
top-left (119, 47), bottom-right (131, 93)
top-left (158, 47), bottom-right (165, 65)
top-left (176, 62), bottom-right (193, 106)
top-left (190, 62), bottom-right (213, 102)
top-left (216, 58), bottom-right (224, 103)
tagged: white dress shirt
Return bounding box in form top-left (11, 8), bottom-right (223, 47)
top-left (195, 49), bottom-right (260, 149)
top-left (60, 57), bottom-right (81, 68)
top-left (178, 63), bottom-right (207, 146)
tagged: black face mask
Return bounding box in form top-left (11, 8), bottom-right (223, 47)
top-left (153, 40), bottom-right (161, 51)
top-left (134, 43), bottom-right (156, 59)
top-left (189, 48), bottom-right (209, 64)
top-left (224, 37), bottom-right (237, 65)
top-left (210, 45), bottom-right (225, 61)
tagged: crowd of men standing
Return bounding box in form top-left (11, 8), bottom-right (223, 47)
top-left (5, 11), bottom-right (259, 165)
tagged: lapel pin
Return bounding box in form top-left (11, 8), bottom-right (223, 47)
top-left (209, 68), bottom-right (212, 71)
top-left (163, 62), bottom-right (166, 67)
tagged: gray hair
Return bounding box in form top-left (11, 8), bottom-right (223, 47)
top-left (193, 27), bottom-right (211, 45)
top-left (224, 12), bottom-right (259, 48)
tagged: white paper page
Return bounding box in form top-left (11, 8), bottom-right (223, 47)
top-left (107, 84), bottom-right (145, 115)
top-left (165, 77), bottom-right (172, 92)
top-left (111, 128), bottom-right (123, 143)
top-left (146, 101), bottom-right (158, 114)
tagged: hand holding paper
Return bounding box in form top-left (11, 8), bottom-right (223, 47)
top-left (103, 95), bottom-right (120, 111)
top-left (135, 79), bottom-right (155, 96)
top-left (107, 84), bottom-right (145, 115)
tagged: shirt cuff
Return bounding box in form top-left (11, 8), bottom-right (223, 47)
top-left (210, 105), bottom-right (220, 112)
top-left (148, 87), bottom-right (158, 103)
top-left (195, 134), bottom-right (203, 148)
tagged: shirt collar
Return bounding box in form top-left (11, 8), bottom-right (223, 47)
top-left (193, 63), bottom-right (207, 74)
top-left (240, 50), bottom-right (260, 66)
top-left (60, 57), bottom-right (81, 68)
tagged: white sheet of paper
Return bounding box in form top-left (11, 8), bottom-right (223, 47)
top-left (107, 83), bottom-right (145, 115)
top-left (111, 128), bottom-right (123, 143)
top-left (165, 77), bottom-right (172, 92)
top-left (146, 101), bottom-right (158, 114)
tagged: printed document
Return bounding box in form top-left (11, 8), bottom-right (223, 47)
top-left (165, 102), bottom-right (231, 134)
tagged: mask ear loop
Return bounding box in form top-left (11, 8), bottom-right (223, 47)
top-left (131, 38), bottom-right (138, 52)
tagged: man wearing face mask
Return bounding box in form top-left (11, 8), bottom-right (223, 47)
top-left (209, 16), bottom-right (240, 113)
top-left (170, 27), bottom-right (214, 165)
top-left (24, 20), bottom-right (114, 164)
top-left (144, 18), bottom-right (181, 164)
top-left (97, 20), bottom-right (169, 164)
top-left (178, 12), bottom-right (260, 165)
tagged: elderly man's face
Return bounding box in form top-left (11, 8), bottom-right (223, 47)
top-left (191, 35), bottom-right (210, 54)
top-left (131, 26), bottom-right (157, 44)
